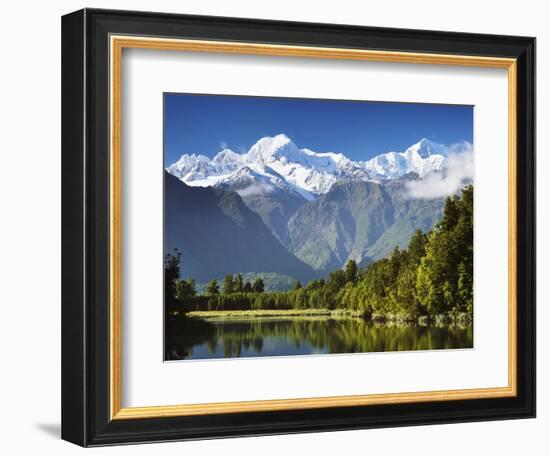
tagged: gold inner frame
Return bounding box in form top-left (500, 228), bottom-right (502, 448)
top-left (109, 35), bottom-right (518, 420)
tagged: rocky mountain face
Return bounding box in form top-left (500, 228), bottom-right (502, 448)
top-left (164, 172), bottom-right (315, 283)
top-left (286, 179), bottom-right (444, 272)
top-left (213, 166), bottom-right (306, 244)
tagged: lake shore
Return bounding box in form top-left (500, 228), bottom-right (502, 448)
top-left (187, 308), bottom-right (359, 319)
top-left (184, 308), bottom-right (472, 326)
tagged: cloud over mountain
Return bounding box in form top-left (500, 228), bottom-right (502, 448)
top-left (405, 142), bottom-right (473, 199)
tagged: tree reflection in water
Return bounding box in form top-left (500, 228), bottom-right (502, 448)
top-left (165, 317), bottom-right (473, 361)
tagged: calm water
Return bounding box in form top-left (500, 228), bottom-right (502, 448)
top-left (165, 317), bottom-right (473, 361)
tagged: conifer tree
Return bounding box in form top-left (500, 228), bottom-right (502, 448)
top-left (206, 278), bottom-right (219, 295)
top-left (407, 229), bottom-right (428, 265)
top-left (252, 277), bottom-right (265, 293)
top-left (235, 274), bottom-right (244, 293)
top-left (164, 249), bottom-right (181, 312)
top-left (223, 274), bottom-right (235, 294)
top-left (344, 259), bottom-right (358, 283)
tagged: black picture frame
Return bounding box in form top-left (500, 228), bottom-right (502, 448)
top-left (62, 8), bottom-right (536, 447)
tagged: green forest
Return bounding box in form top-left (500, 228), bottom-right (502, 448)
top-left (165, 185), bottom-right (473, 323)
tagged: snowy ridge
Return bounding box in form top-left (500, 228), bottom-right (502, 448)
top-left (362, 138), bottom-right (447, 179)
top-left (167, 134), bottom-right (468, 197)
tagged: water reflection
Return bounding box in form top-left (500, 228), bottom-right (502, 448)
top-left (165, 317), bottom-right (473, 361)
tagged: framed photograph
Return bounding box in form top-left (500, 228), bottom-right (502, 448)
top-left (61, 8), bottom-right (535, 446)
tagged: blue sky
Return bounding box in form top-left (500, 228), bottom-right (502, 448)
top-left (164, 93), bottom-right (473, 166)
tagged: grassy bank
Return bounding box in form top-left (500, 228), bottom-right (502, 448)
top-left (187, 308), bottom-right (364, 319)
top-left (185, 308), bottom-right (471, 326)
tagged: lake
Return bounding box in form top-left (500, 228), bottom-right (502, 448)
top-left (165, 316), bottom-right (473, 361)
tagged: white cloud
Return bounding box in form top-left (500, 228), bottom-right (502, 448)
top-left (406, 142), bottom-right (473, 199)
top-left (219, 140), bottom-right (228, 149)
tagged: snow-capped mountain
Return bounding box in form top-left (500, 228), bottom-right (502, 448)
top-left (166, 134), bottom-right (461, 197)
top-left (362, 138), bottom-right (447, 180)
top-left (242, 135), bottom-right (372, 197)
top-left (165, 135), bottom-right (472, 276)
top-left (214, 165), bottom-right (301, 199)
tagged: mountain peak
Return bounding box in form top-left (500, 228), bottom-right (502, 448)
top-left (363, 138), bottom-right (449, 179)
top-left (406, 138), bottom-right (447, 158)
top-left (213, 148), bottom-right (242, 164)
top-left (246, 134), bottom-right (298, 164)
top-left (273, 132), bottom-right (292, 142)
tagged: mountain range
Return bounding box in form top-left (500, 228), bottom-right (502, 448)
top-left (165, 134), bottom-right (472, 283)
top-left (167, 134), bottom-right (449, 197)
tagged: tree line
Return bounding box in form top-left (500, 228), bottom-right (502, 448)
top-left (165, 185), bottom-right (473, 320)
